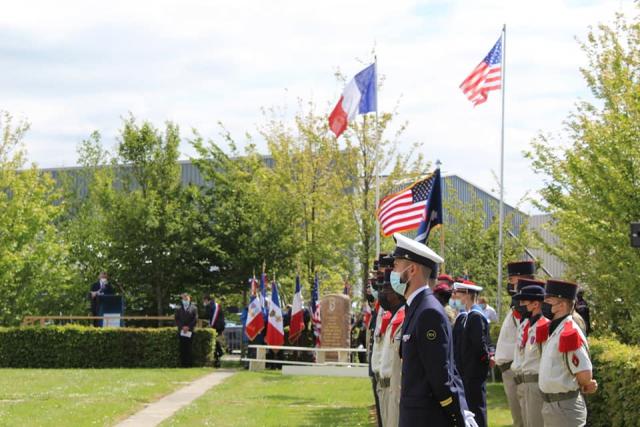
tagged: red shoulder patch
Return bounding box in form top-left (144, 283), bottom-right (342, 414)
top-left (379, 310), bottom-right (392, 336)
top-left (535, 317), bottom-right (550, 343)
top-left (390, 307), bottom-right (406, 339)
top-left (572, 354), bottom-right (580, 367)
top-left (558, 321), bottom-right (583, 353)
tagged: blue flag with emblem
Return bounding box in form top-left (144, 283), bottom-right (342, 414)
top-left (415, 168), bottom-right (443, 244)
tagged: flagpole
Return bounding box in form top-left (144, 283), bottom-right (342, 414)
top-left (374, 55), bottom-right (380, 260)
top-left (496, 24), bottom-right (506, 321)
top-left (436, 159), bottom-right (445, 272)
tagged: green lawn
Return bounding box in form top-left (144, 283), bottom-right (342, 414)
top-left (163, 373), bottom-right (512, 427)
top-left (0, 368), bottom-right (211, 427)
top-left (0, 368), bottom-right (512, 427)
top-left (161, 371), bottom-right (375, 427)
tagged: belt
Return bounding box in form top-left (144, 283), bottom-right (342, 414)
top-left (514, 373), bottom-right (539, 385)
top-left (497, 362), bottom-right (512, 373)
top-left (542, 390), bottom-right (580, 403)
top-left (378, 377), bottom-right (390, 388)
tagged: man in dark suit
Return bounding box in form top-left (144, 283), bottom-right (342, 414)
top-left (203, 294), bottom-right (225, 368)
top-left (390, 233), bottom-right (473, 427)
top-left (88, 272), bottom-right (115, 327)
top-left (175, 293), bottom-right (198, 367)
top-left (452, 281), bottom-right (492, 427)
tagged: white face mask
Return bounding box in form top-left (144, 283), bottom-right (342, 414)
top-left (99, 278), bottom-right (107, 285)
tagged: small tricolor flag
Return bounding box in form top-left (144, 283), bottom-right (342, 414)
top-left (289, 275), bottom-right (305, 343)
top-left (244, 275), bottom-right (265, 341)
top-left (328, 63), bottom-right (377, 138)
top-left (460, 35), bottom-right (503, 106)
top-left (265, 280), bottom-right (285, 346)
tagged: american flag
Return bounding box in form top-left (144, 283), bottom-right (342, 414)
top-left (460, 35), bottom-right (502, 106)
top-left (377, 173), bottom-right (437, 237)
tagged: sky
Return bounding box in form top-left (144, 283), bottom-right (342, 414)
top-left (0, 0), bottom-right (635, 213)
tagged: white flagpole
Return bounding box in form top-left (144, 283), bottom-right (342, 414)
top-left (496, 24), bottom-right (506, 321)
top-left (374, 55), bottom-right (380, 259)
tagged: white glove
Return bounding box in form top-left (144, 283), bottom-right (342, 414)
top-left (464, 410), bottom-right (478, 427)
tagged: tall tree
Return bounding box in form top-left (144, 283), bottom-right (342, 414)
top-left (0, 113), bottom-right (76, 325)
top-left (527, 13), bottom-right (640, 342)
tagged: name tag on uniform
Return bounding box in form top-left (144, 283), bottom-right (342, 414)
top-left (402, 334), bottom-right (411, 342)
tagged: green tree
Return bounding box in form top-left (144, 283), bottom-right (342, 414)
top-left (191, 127), bottom-right (300, 301)
top-left (65, 117), bottom-right (223, 316)
top-left (0, 113), bottom-right (76, 325)
top-left (526, 13), bottom-right (640, 342)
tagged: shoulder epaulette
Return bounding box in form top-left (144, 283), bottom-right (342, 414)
top-left (379, 310), bottom-right (392, 336)
top-left (558, 320), bottom-right (583, 353)
top-left (390, 307), bottom-right (406, 339)
top-left (535, 317), bottom-right (550, 343)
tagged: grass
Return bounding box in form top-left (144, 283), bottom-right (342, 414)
top-left (487, 382), bottom-right (513, 427)
top-left (0, 368), bottom-right (211, 427)
top-left (161, 371), bottom-right (375, 427)
top-left (0, 367), bottom-right (512, 427)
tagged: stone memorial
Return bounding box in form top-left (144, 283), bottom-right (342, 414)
top-left (319, 294), bottom-right (351, 362)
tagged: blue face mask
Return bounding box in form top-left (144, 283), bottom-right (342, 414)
top-left (371, 287), bottom-right (378, 300)
top-left (449, 299), bottom-right (464, 311)
top-left (390, 267), bottom-right (410, 296)
top-left (181, 300), bottom-right (189, 308)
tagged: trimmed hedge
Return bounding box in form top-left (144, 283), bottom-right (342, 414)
top-left (587, 337), bottom-right (640, 427)
top-left (0, 326), bottom-right (215, 368)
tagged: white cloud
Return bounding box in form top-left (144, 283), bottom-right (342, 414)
top-left (0, 0), bottom-right (635, 213)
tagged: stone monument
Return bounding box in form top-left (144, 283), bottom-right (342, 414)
top-left (319, 294), bottom-right (351, 362)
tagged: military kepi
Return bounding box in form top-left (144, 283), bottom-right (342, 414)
top-left (507, 260), bottom-right (536, 277)
top-left (391, 233), bottom-right (444, 271)
top-left (545, 279), bottom-right (579, 300)
top-left (516, 278), bottom-right (545, 293)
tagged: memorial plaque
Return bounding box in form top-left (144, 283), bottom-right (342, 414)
top-left (320, 294), bottom-right (351, 361)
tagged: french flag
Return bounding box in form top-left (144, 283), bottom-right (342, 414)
top-left (245, 275), bottom-right (265, 340)
top-left (289, 275), bottom-right (304, 343)
top-left (265, 280), bottom-right (285, 346)
top-left (328, 63), bottom-right (377, 138)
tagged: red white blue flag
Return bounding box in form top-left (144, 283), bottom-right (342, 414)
top-left (328, 63), bottom-right (377, 138)
top-left (460, 35), bottom-right (503, 106)
top-left (265, 280), bottom-right (285, 346)
top-left (289, 275), bottom-right (305, 343)
top-left (244, 275), bottom-right (265, 340)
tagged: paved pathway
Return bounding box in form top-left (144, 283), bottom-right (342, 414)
top-left (116, 370), bottom-right (236, 427)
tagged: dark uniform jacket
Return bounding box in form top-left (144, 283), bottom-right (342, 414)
top-left (400, 287), bottom-right (468, 427)
top-left (454, 307), bottom-right (491, 381)
top-left (175, 303), bottom-right (198, 332)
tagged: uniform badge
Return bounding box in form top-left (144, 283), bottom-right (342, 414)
top-left (402, 334), bottom-right (411, 342)
top-left (572, 354), bottom-right (580, 367)
top-left (426, 330), bottom-right (437, 340)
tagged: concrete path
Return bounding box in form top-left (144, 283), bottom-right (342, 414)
top-left (116, 370), bottom-right (236, 427)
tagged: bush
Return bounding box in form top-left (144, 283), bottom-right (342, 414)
top-left (0, 326), bottom-right (215, 368)
top-left (587, 337), bottom-right (640, 427)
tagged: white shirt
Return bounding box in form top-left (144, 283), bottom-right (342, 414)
top-left (511, 317), bottom-right (544, 375)
top-left (379, 307), bottom-right (404, 380)
top-left (495, 310), bottom-right (519, 364)
top-left (482, 305), bottom-right (498, 323)
top-left (371, 308), bottom-right (386, 375)
top-left (539, 316), bottom-right (592, 394)
top-left (406, 285), bottom-right (428, 307)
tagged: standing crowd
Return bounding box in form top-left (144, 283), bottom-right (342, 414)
top-left (366, 233), bottom-right (596, 427)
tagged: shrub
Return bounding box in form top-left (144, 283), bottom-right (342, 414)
top-left (586, 337), bottom-right (640, 427)
top-left (0, 326), bottom-right (215, 368)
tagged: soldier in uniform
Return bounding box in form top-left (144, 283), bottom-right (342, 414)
top-left (376, 266), bottom-right (406, 426)
top-left (538, 279), bottom-right (597, 427)
top-left (510, 281), bottom-right (549, 427)
top-left (494, 260), bottom-right (536, 427)
top-left (452, 281), bottom-right (492, 427)
top-left (390, 233), bottom-right (473, 427)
